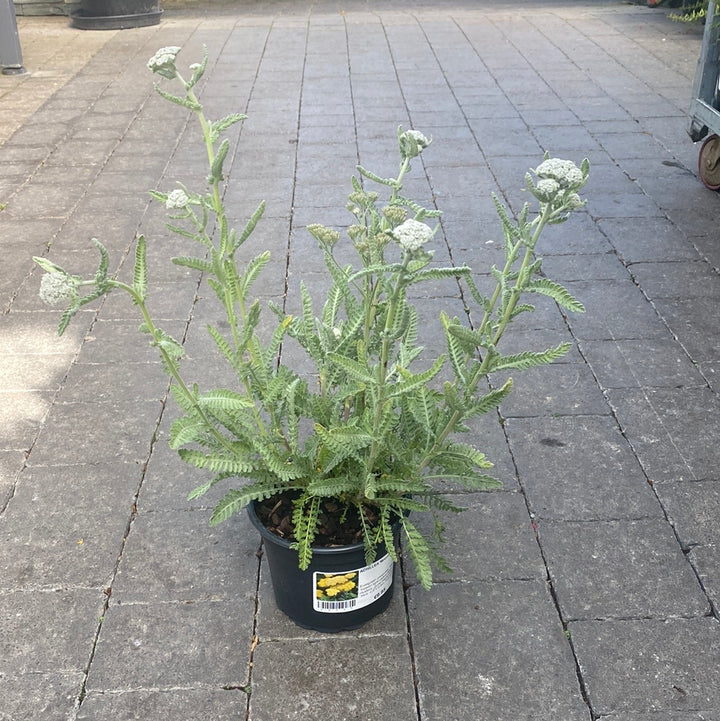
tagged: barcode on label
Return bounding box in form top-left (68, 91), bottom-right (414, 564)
top-left (318, 599), bottom-right (357, 611)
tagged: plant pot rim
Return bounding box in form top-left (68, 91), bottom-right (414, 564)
top-left (247, 499), bottom-right (369, 556)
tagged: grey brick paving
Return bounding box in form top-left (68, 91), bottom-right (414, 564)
top-left (1, 2), bottom-right (720, 720)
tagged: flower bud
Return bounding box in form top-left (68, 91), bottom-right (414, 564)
top-left (565, 193), bottom-right (585, 210)
top-left (165, 188), bottom-right (190, 210)
top-left (307, 224), bottom-right (340, 247)
top-left (382, 205), bottom-right (408, 226)
top-left (398, 129), bottom-right (431, 159)
top-left (147, 46), bottom-right (182, 80)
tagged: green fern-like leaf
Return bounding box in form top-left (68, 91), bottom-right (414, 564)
top-left (178, 448), bottom-right (255, 475)
top-left (442, 315), bottom-right (470, 384)
top-left (445, 319), bottom-right (488, 353)
top-left (292, 496), bottom-right (320, 569)
top-left (423, 472), bottom-right (502, 490)
top-left (166, 223), bottom-right (203, 242)
top-left (356, 165), bottom-right (400, 188)
top-left (186, 471), bottom-right (237, 500)
top-left (197, 389), bottom-right (253, 413)
top-left (172, 256), bottom-right (213, 272)
top-left (434, 441), bottom-right (494, 472)
top-left (326, 353), bottom-right (375, 385)
top-left (401, 517), bottom-right (434, 590)
top-left (314, 424), bottom-right (373, 457)
top-left (209, 138), bottom-right (230, 184)
top-left (488, 343), bottom-right (572, 373)
top-left (154, 84), bottom-right (202, 112)
top-left (378, 511), bottom-right (398, 562)
top-left (168, 415), bottom-right (207, 449)
top-left (463, 378), bottom-right (514, 418)
top-left (210, 113), bottom-right (247, 144)
top-left (525, 278), bottom-right (585, 313)
top-left (390, 356), bottom-right (446, 398)
top-left (132, 236), bottom-right (148, 302)
top-left (209, 489), bottom-right (247, 525)
top-left (206, 325), bottom-right (240, 372)
top-left (508, 302), bottom-right (536, 320)
top-left (92, 239), bottom-right (110, 286)
top-left (306, 476), bottom-right (359, 497)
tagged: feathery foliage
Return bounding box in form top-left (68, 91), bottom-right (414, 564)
top-left (33, 46), bottom-right (589, 589)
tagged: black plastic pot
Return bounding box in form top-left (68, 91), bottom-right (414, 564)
top-left (248, 501), bottom-right (397, 633)
top-left (70, 0), bottom-right (161, 29)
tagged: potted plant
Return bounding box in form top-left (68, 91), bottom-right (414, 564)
top-left (70, 0), bottom-right (161, 29)
top-left (34, 46), bottom-right (588, 632)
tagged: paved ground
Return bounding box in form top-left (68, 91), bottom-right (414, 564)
top-left (2, 2), bottom-right (720, 719)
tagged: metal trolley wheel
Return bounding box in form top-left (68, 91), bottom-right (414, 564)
top-left (698, 134), bottom-right (720, 190)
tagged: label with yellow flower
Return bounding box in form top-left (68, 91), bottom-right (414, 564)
top-left (313, 554), bottom-right (393, 613)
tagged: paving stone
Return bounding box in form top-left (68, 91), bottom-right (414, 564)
top-left (541, 251), bottom-right (629, 282)
top-left (76, 688), bottom-right (245, 720)
top-left (628, 260), bottom-right (720, 300)
top-left (580, 338), bottom-right (706, 390)
top-left (596, 714), bottom-right (706, 721)
top-left (654, 480), bottom-right (720, 549)
top-left (463, 411), bottom-right (519, 490)
top-left (404, 491), bottom-right (546, 585)
top-left (249, 635), bottom-right (418, 721)
top-left (598, 217), bottom-right (700, 266)
top-left (60, 360), bottom-right (169, 404)
top-left (2, 181), bottom-right (85, 220)
top-left (78, 319), bottom-right (187, 364)
top-left (569, 618), bottom-right (720, 716)
top-left (112, 510), bottom-right (259, 603)
top-left (652, 296), bottom-right (720, 363)
top-left (0, 589), bottom-right (104, 675)
top-left (0, 450), bottom-right (23, 509)
top-left (538, 519), bottom-right (709, 622)
top-left (0, 390), bottom-right (54, 452)
top-left (0, 310), bottom-right (86, 355)
top-left (606, 386), bottom-right (720, 482)
top-left (28, 400), bottom-right (162, 467)
top-left (563, 278), bottom-right (670, 340)
top-left (408, 580), bottom-right (588, 721)
top-left (0, 351), bottom-right (76, 392)
top-left (692, 233), bottom-right (720, 273)
top-left (0, 671), bottom-right (84, 721)
top-left (0, 462), bottom-right (139, 590)
top-left (87, 600), bottom-right (253, 692)
top-left (507, 415), bottom-right (661, 521)
top-left (588, 191), bottom-right (664, 220)
top-left (687, 544), bottom-right (720, 612)
top-left (137, 418), bottom-right (220, 513)
top-left (496, 360), bottom-right (608, 417)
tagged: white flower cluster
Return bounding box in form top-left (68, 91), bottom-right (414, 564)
top-left (393, 218), bottom-right (434, 253)
top-left (147, 46), bottom-right (181, 80)
top-left (529, 157), bottom-right (587, 208)
top-left (534, 158), bottom-right (584, 189)
top-left (39, 272), bottom-right (76, 307)
top-left (166, 188), bottom-right (189, 210)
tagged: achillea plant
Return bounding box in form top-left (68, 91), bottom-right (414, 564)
top-left (35, 46), bottom-right (588, 589)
